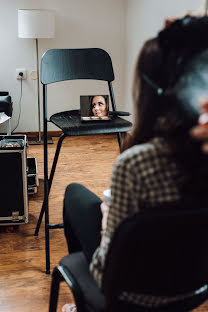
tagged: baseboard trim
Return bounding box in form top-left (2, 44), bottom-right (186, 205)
top-left (0, 131), bottom-right (63, 137)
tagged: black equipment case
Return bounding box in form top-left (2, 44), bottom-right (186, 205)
top-left (0, 135), bottom-right (28, 225)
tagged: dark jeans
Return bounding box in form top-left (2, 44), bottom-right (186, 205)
top-left (63, 183), bottom-right (102, 263)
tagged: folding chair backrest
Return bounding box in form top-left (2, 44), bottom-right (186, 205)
top-left (41, 48), bottom-right (115, 85)
top-left (102, 208), bottom-right (208, 303)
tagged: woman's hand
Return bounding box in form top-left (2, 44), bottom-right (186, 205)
top-left (100, 202), bottom-right (109, 245)
top-left (190, 100), bottom-right (208, 154)
top-left (100, 202), bottom-right (109, 231)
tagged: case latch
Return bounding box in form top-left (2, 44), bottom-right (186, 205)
top-left (12, 211), bottom-right (19, 221)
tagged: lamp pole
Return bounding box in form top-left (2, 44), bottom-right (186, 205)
top-left (36, 38), bottom-right (41, 142)
top-left (18, 9), bottom-right (55, 144)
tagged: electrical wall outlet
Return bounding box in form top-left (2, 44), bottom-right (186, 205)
top-left (16, 68), bottom-right (27, 80)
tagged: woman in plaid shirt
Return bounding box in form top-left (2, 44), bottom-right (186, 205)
top-left (62, 16), bottom-right (208, 311)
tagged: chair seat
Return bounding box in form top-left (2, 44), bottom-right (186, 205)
top-left (50, 110), bottom-right (132, 136)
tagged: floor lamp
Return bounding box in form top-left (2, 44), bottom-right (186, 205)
top-left (18, 9), bottom-right (55, 144)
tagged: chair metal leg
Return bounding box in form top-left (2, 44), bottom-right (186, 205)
top-left (45, 202), bottom-right (50, 274)
top-left (117, 132), bottom-right (122, 150)
top-left (108, 82), bottom-right (123, 152)
top-left (34, 133), bottom-right (66, 236)
top-left (49, 266), bottom-right (64, 312)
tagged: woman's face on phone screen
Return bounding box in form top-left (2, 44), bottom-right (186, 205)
top-left (92, 96), bottom-right (108, 117)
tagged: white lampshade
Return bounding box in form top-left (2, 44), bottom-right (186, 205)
top-left (18, 9), bottom-right (55, 38)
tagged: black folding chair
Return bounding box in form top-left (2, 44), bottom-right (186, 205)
top-left (34, 48), bottom-right (132, 273)
top-left (49, 208), bottom-right (208, 312)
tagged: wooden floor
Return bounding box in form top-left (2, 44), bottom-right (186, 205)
top-left (0, 134), bottom-right (208, 312)
top-left (0, 134), bottom-right (119, 312)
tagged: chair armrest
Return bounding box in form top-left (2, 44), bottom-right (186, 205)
top-left (60, 252), bottom-right (105, 312)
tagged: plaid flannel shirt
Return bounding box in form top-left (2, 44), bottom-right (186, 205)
top-left (90, 137), bottom-right (200, 307)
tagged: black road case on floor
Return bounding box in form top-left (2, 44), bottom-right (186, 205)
top-left (0, 135), bottom-right (28, 225)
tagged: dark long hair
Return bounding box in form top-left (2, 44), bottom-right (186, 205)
top-left (129, 38), bottom-right (165, 146)
top-left (126, 16), bottom-right (208, 208)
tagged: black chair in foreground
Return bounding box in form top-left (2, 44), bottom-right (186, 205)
top-left (49, 207), bottom-right (208, 312)
top-left (34, 48), bottom-right (132, 273)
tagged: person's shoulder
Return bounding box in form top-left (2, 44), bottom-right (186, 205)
top-left (114, 137), bottom-right (169, 170)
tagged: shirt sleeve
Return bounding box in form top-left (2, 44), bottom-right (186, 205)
top-left (90, 151), bottom-right (139, 288)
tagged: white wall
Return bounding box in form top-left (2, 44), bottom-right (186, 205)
top-left (1, 0), bottom-right (206, 133)
top-left (0, 0), bottom-right (126, 132)
top-left (124, 0), bottom-right (206, 123)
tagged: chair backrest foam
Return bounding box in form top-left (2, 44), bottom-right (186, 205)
top-left (0, 95), bottom-right (13, 117)
top-left (41, 48), bottom-right (114, 84)
top-left (102, 207), bottom-right (208, 301)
